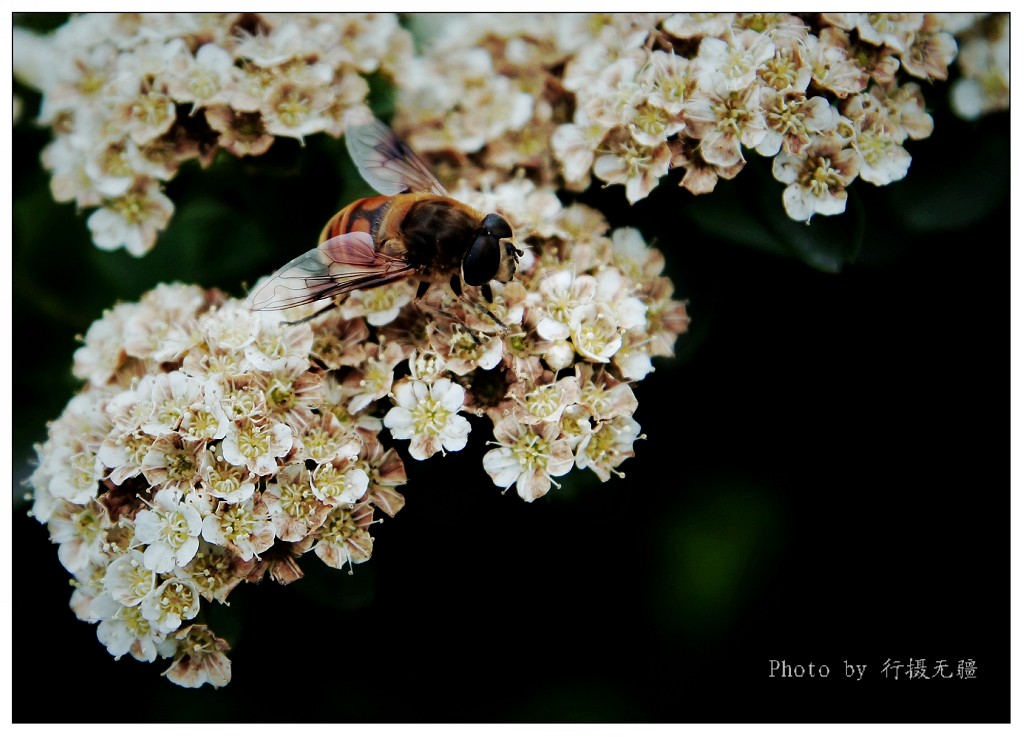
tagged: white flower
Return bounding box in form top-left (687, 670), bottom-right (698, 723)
top-left (693, 31), bottom-right (775, 96)
top-left (756, 91), bottom-right (836, 158)
top-left (140, 577), bottom-right (202, 633)
top-left (200, 495), bottom-right (275, 562)
top-left (552, 115), bottom-right (602, 184)
top-left (343, 342), bottom-right (408, 414)
top-left (614, 333), bottom-right (656, 381)
top-left (123, 283), bottom-right (206, 362)
top-left (44, 441), bottom-right (105, 505)
top-left (199, 446), bottom-right (257, 504)
top-left (643, 49), bottom-right (695, 115)
top-left (383, 378), bottom-right (472, 460)
top-left (427, 324), bottom-right (503, 376)
top-left (263, 463), bottom-right (333, 542)
top-left (140, 435), bottom-right (204, 490)
top-left (263, 83), bottom-right (332, 142)
top-left (244, 316), bottom-right (314, 372)
top-left (203, 303), bottom-right (261, 351)
top-left (772, 133), bottom-right (860, 222)
top-left (684, 84), bottom-right (768, 168)
top-left (314, 502), bottom-right (375, 570)
top-left (534, 269), bottom-right (597, 342)
top-left (309, 461), bottom-right (369, 505)
top-left (87, 179), bottom-right (174, 257)
top-left (575, 415), bottom-right (643, 482)
top-left (851, 126), bottom-right (911, 186)
top-left (482, 417), bottom-right (573, 502)
top-left (594, 268), bottom-right (647, 331)
top-left (220, 418), bottom-right (293, 476)
top-left (138, 372), bottom-right (203, 436)
top-left (104, 550), bottom-right (156, 607)
top-left (179, 394), bottom-right (230, 443)
top-left (592, 136), bottom-right (672, 204)
top-left (99, 429), bottom-right (153, 485)
top-left (161, 625), bottom-right (232, 688)
top-left (517, 376), bottom-right (581, 425)
top-left (235, 21), bottom-right (304, 67)
top-left (292, 411), bottom-right (362, 465)
top-left (95, 599), bottom-right (166, 663)
top-left (47, 500), bottom-right (110, 574)
top-left (341, 281), bottom-right (416, 326)
top-left (73, 302), bottom-right (135, 386)
top-left (133, 488), bottom-right (203, 573)
top-left (165, 42), bottom-right (236, 112)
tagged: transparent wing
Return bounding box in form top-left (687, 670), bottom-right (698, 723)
top-left (247, 231), bottom-right (418, 311)
top-left (345, 118), bottom-right (448, 197)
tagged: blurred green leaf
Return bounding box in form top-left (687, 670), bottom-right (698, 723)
top-left (365, 69), bottom-right (398, 125)
top-left (683, 160), bottom-right (863, 273)
top-left (13, 12), bottom-right (69, 33)
top-left (654, 478), bottom-right (784, 646)
top-left (291, 557), bottom-right (378, 613)
top-left (887, 123), bottom-right (1010, 233)
top-left (87, 196), bottom-right (276, 298)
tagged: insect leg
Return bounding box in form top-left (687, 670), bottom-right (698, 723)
top-left (284, 300), bottom-right (340, 326)
top-left (413, 301), bottom-right (483, 346)
top-left (447, 275), bottom-right (507, 333)
top-left (462, 294), bottom-right (509, 334)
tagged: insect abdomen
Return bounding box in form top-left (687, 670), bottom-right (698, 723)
top-left (319, 195), bottom-right (392, 243)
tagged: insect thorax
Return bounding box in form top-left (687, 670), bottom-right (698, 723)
top-left (400, 199), bottom-right (480, 275)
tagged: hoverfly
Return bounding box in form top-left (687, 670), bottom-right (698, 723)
top-left (246, 118), bottom-right (522, 325)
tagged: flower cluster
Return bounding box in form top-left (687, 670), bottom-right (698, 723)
top-left (28, 185), bottom-right (688, 686)
top-left (947, 13), bottom-right (1010, 121)
top-left (396, 12), bottom-right (1005, 222)
top-left (29, 282), bottom-right (409, 687)
top-left (13, 13), bottom-right (412, 255)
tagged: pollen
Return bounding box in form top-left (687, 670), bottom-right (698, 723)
top-left (512, 432), bottom-right (550, 471)
top-left (411, 396), bottom-right (450, 436)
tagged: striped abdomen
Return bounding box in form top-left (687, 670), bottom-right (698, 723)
top-left (318, 195), bottom-right (392, 244)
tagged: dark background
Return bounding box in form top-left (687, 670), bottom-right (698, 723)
top-left (11, 14), bottom-right (1009, 723)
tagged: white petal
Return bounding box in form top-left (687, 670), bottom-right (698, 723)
top-left (437, 381), bottom-right (465, 412)
top-left (143, 541), bottom-right (177, 574)
top-left (173, 536), bottom-right (200, 567)
top-left (537, 316), bottom-right (570, 341)
top-left (383, 407), bottom-right (414, 437)
top-left (482, 448), bottom-right (521, 487)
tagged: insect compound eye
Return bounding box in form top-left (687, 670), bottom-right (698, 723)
top-left (463, 234), bottom-right (500, 286)
top-left (481, 213), bottom-right (513, 240)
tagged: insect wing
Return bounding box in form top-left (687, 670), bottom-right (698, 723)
top-left (247, 231), bottom-right (417, 311)
top-left (345, 118), bottom-right (448, 197)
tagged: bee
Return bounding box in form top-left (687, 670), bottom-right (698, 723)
top-left (247, 118), bottom-right (522, 325)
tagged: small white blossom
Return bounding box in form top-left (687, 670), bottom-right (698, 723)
top-left (220, 418), bottom-right (293, 476)
top-left (384, 378), bottom-right (472, 460)
top-left (575, 415), bottom-right (643, 481)
top-left (483, 417), bottom-right (574, 502)
top-left (314, 502), bottom-right (375, 571)
top-left (133, 488), bottom-right (203, 573)
top-left (310, 461), bottom-right (369, 505)
top-left (161, 625), bottom-right (232, 689)
top-left (104, 550), bottom-right (157, 607)
top-left (87, 179), bottom-right (174, 257)
top-left (773, 133), bottom-right (860, 222)
top-left (200, 495), bottom-right (275, 562)
top-left (140, 577), bottom-right (202, 633)
top-left (95, 599), bottom-right (166, 663)
top-left (47, 500), bottom-right (111, 574)
top-left (199, 446), bottom-right (257, 504)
